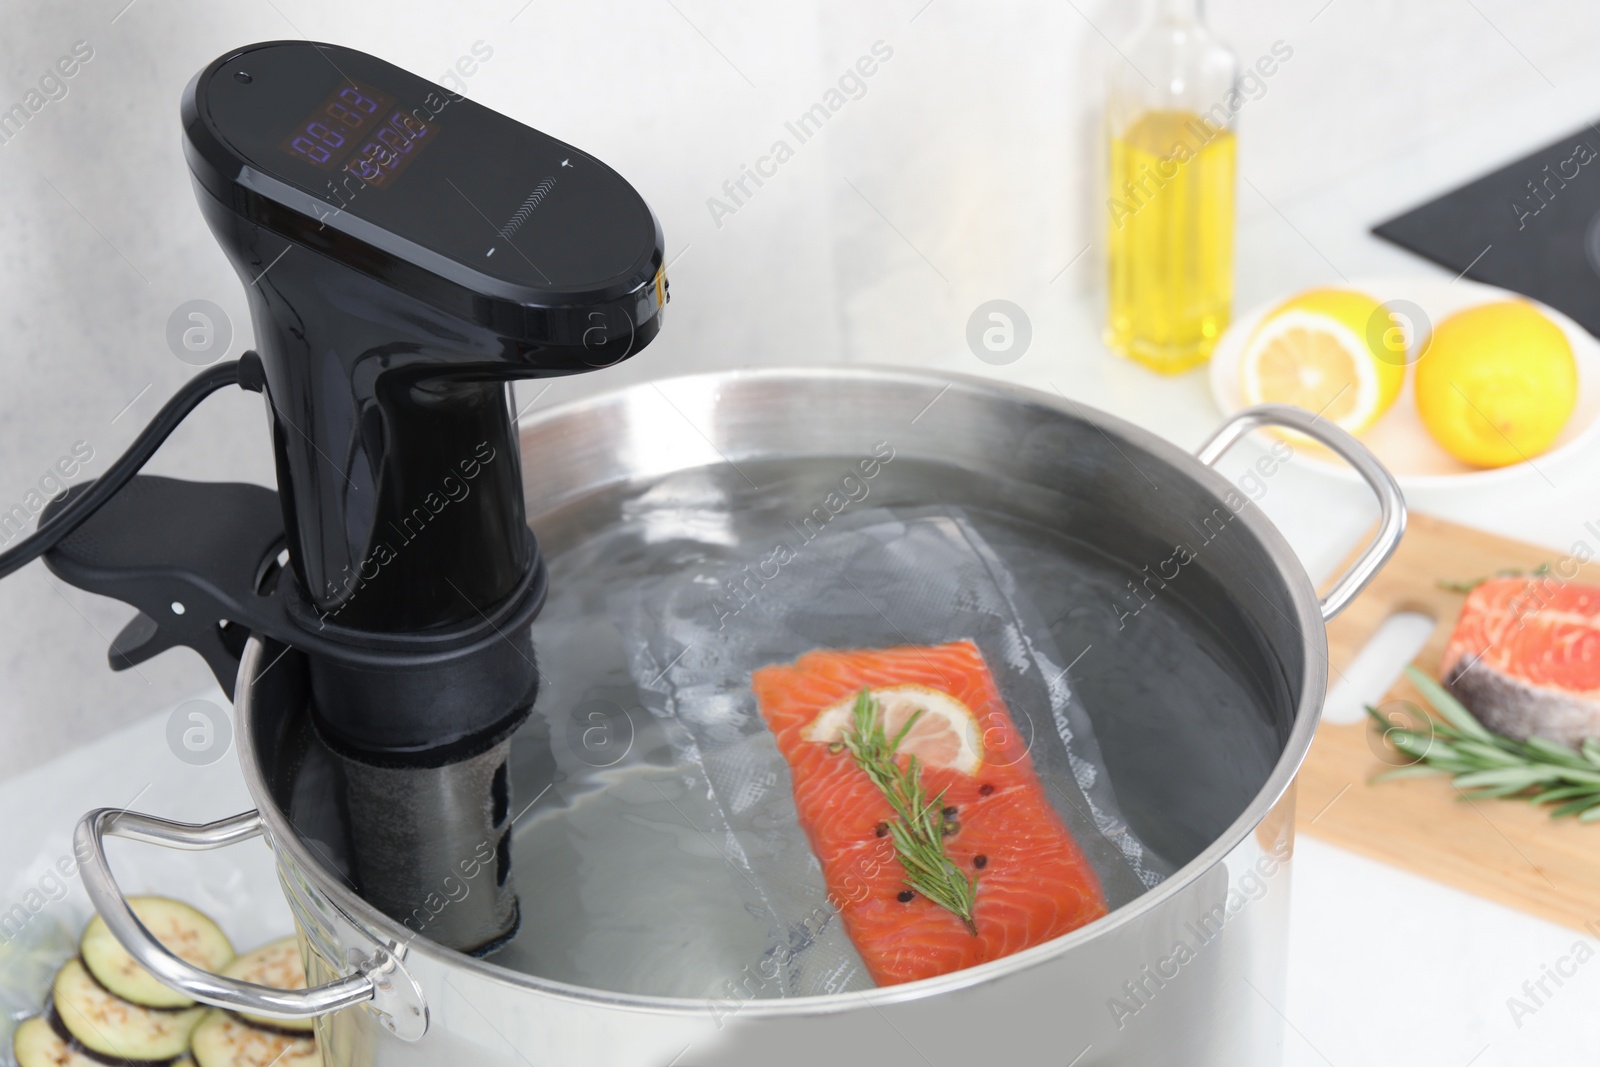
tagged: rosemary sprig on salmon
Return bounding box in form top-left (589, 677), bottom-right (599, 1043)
top-left (840, 689), bottom-right (980, 934)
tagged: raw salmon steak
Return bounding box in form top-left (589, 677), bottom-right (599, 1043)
top-left (751, 639), bottom-right (1107, 986)
top-left (1441, 576), bottom-right (1600, 745)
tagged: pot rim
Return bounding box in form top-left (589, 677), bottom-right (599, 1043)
top-left (236, 364), bottom-right (1330, 1017)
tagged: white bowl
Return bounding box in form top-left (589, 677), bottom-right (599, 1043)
top-left (1208, 277), bottom-right (1600, 490)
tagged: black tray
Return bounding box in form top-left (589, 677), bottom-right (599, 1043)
top-left (1373, 121), bottom-right (1600, 336)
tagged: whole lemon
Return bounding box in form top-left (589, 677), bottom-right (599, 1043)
top-left (1415, 301), bottom-right (1577, 468)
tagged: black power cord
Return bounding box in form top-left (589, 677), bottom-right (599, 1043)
top-left (0, 355), bottom-right (254, 581)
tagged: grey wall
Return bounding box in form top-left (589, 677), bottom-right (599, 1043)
top-left (1, 0), bottom-right (1595, 778)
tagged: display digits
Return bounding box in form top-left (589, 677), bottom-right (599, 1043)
top-left (339, 86), bottom-right (380, 114)
top-left (279, 80), bottom-right (398, 171)
top-left (377, 125), bottom-right (411, 154)
top-left (288, 137), bottom-right (332, 164)
top-left (306, 121), bottom-right (344, 151)
top-left (342, 109), bottom-right (436, 188)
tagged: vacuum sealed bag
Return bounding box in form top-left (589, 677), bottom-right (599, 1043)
top-left (616, 505), bottom-right (1168, 997)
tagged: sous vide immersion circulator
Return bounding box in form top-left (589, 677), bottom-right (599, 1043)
top-left (27, 40), bottom-right (667, 955)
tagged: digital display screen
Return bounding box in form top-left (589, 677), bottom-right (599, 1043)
top-left (201, 42), bottom-right (659, 296)
top-left (278, 80), bottom-right (439, 189)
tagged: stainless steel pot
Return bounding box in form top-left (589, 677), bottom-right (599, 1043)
top-left (75, 368), bottom-right (1404, 1066)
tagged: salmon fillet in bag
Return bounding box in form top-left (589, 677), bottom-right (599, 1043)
top-left (753, 640), bottom-right (1112, 985)
top-left (616, 505), bottom-right (1166, 994)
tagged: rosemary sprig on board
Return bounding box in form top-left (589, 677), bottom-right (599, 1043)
top-left (841, 689), bottom-right (979, 934)
top-left (1369, 666), bottom-right (1600, 821)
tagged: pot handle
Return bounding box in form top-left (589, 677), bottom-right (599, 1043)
top-left (74, 806), bottom-right (426, 1038)
top-left (1196, 403), bottom-right (1406, 622)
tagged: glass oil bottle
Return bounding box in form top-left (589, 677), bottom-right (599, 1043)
top-left (1104, 0), bottom-right (1241, 374)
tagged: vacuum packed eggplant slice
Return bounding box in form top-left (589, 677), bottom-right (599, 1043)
top-left (52, 959), bottom-right (205, 1062)
top-left (219, 937), bottom-right (314, 1034)
top-left (13, 1013), bottom-right (194, 1067)
top-left (190, 1011), bottom-right (321, 1067)
top-left (81, 897), bottom-right (234, 1009)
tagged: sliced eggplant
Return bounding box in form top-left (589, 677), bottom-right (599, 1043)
top-left (81, 897), bottom-right (234, 1009)
top-left (14, 1012), bottom-right (194, 1067)
top-left (219, 937), bottom-right (313, 1034)
top-left (190, 1011), bottom-right (321, 1067)
top-left (51, 959), bottom-right (205, 1062)
top-left (14, 1014), bottom-right (104, 1067)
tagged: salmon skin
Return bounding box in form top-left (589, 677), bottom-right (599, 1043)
top-left (751, 639), bottom-right (1108, 986)
top-left (1442, 576), bottom-right (1600, 746)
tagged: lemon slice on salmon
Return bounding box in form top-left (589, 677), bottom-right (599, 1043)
top-left (1240, 288), bottom-right (1405, 434)
top-left (805, 685), bottom-right (985, 775)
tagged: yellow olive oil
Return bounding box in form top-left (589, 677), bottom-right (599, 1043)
top-left (1105, 110), bottom-right (1236, 374)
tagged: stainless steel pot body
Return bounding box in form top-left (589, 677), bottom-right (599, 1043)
top-left (77, 368), bottom-right (1405, 1066)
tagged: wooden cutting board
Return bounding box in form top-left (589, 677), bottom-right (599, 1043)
top-left (1297, 511), bottom-right (1600, 931)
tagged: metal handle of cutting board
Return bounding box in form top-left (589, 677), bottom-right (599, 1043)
top-left (74, 806), bottom-right (425, 1035)
top-left (1196, 403), bottom-right (1407, 622)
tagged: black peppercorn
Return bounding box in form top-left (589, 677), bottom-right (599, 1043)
top-left (874, 821), bottom-right (888, 838)
top-left (979, 784), bottom-right (995, 796)
top-left (897, 890), bottom-right (914, 903)
top-left (973, 855), bottom-right (988, 869)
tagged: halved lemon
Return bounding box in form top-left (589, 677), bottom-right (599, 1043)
top-left (1239, 288), bottom-right (1406, 434)
top-left (805, 686), bottom-right (984, 775)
